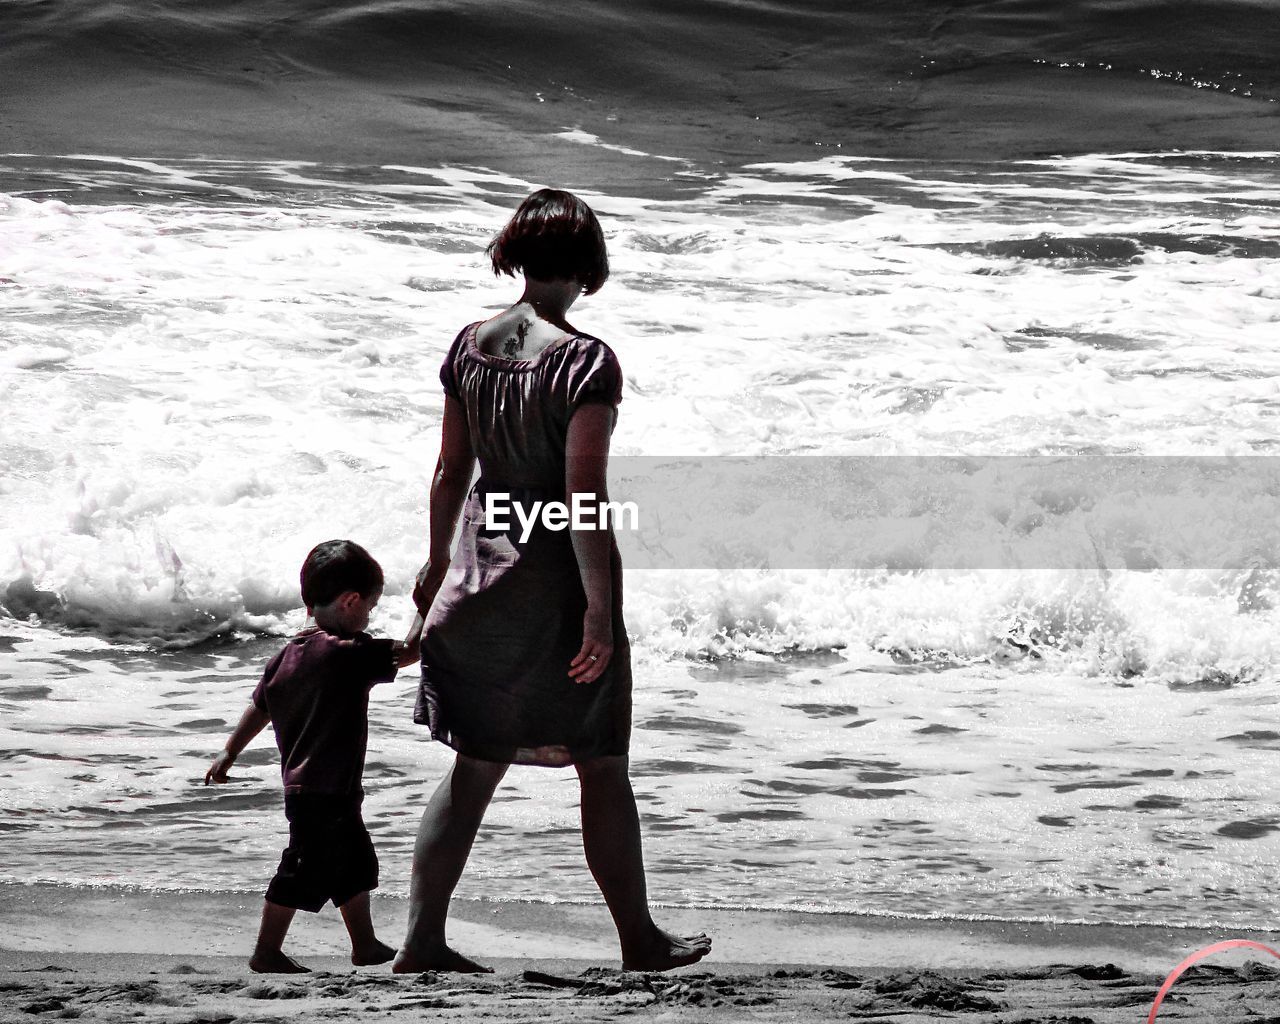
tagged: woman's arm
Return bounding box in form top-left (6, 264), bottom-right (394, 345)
top-left (413, 395), bottom-right (475, 616)
top-left (565, 402), bottom-right (616, 684)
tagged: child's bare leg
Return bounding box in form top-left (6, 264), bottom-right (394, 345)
top-left (339, 891), bottom-right (396, 966)
top-left (250, 900), bottom-right (310, 973)
top-left (576, 755), bottom-right (711, 971)
top-left (392, 753), bottom-right (508, 974)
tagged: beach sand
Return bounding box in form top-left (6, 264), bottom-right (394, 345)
top-left (3, 884), bottom-right (1278, 1022)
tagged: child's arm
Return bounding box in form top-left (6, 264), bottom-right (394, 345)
top-left (204, 703), bottom-right (270, 784)
top-left (392, 611), bottom-right (424, 669)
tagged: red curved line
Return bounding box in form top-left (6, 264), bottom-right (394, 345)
top-left (1147, 939), bottom-right (1280, 1024)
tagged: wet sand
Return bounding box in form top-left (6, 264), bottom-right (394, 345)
top-left (2, 884), bottom-right (1278, 1022)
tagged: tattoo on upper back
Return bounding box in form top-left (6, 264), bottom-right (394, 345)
top-left (502, 319), bottom-right (530, 357)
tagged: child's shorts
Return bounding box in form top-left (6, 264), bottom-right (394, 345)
top-left (265, 792), bottom-right (378, 913)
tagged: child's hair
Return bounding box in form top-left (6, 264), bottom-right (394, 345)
top-left (300, 539), bottom-right (384, 610)
top-left (486, 188), bottom-right (610, 295)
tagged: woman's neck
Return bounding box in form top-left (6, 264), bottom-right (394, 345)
top-left (518, 277), bottom-right (581, 325)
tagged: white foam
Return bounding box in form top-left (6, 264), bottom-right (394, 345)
top-left (553, 129), bottom-right (686, 163)
top-left (2, 153), bottom-right (1280, 676)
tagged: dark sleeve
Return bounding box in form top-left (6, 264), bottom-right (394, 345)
top-left (439, 323), bottom-right (472, 402)
top-left (251, 648), bottom-right (285, 712)
top-left (566, 338), bottom-right (624, 415)
top-left (348, 635), bottom-right (399, 686)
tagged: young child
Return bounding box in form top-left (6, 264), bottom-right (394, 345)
top-left (205, 539), bottom-right (422, 974)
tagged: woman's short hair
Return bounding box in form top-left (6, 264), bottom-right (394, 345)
top-left (486, 189), bottom-right (610, 295)
top-left (300, 539), bottom-right (384, 609)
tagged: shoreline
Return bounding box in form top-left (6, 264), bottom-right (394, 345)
top-left (3, 882), bottom-right (1276, 975)
top-left (4, 885), bottom-right (1280, 1023)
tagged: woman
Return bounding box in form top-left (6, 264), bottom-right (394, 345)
top-left (394, 189), bottom-right (711, 974)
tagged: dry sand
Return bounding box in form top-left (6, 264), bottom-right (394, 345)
top-left (2, 884), bottom-right (1278, 1022)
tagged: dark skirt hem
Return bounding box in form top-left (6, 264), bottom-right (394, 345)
top-left (413, 691), bottom-right (629, 768)
top-left (427, 726), bottom-right (628, 768)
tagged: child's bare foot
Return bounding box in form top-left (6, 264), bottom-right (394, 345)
top-left (352, 939), bottom-right (397, 967)
top-left (249, 949), bottom-right (312, 974)
top-left (392, 942), bottom-right (493, 974)
top-left (621, 927), bottom-right (712, 972)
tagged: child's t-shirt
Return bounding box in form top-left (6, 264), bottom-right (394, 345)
top-left (252, 628), bottom-right (398, 798)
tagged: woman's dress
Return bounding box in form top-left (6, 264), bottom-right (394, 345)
top-left (415, 321), bottom-right (632, 767)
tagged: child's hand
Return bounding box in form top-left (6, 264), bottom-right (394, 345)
top-left (205, 704), bottom-right (268, 785)
top-left (204, 750), bottom-right (235, 785)
top-left (394, 612), bottom-right (425, 667)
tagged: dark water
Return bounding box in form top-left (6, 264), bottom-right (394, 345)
top-left (8, 0), bottom-right (1278, 96)
top-left (3, 0), bottom-right (1278, 175)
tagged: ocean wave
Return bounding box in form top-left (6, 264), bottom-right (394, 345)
top-left (4, 152), bottom-right (1280, 682)
top-left (8, 1), bottom-right (1278, 92)
top-left (5, 555), bottom-right (1280, 689)
top-left (4, 1), bottom-right (1280, 163)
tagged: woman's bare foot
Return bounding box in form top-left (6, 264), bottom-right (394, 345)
top-left (352, 939), bottom-right (397, 967)
top-left (249, 948), bottom-right (311, 974)
top-left (621, 927), bottom-right (712, 972)
top-left (391, 942), bottom-right (494, 974)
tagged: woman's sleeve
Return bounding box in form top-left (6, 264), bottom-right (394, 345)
top-left (439, 325), bottom-right (470, 401)
top-left (566, 339), bottom-right (624, 414)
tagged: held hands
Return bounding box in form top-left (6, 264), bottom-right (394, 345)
top-left (204, 750), bottom-right (235, 785)
top-left (395, 612), bottom-right (425, 668)
top-left (569, 606), bottom-right (613, 684)
top-left (412, 560), bottom-right (450, 618)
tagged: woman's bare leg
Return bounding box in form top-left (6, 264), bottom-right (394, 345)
top-left (393, 753), bottom-right (508, 974)
top-left (576, 754), bottom-right (711, 971)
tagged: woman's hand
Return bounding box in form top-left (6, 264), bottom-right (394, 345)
top-left (412, 560), bottom-right (450, 617)
top-left (569, 606), bottom-right (613, 684)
